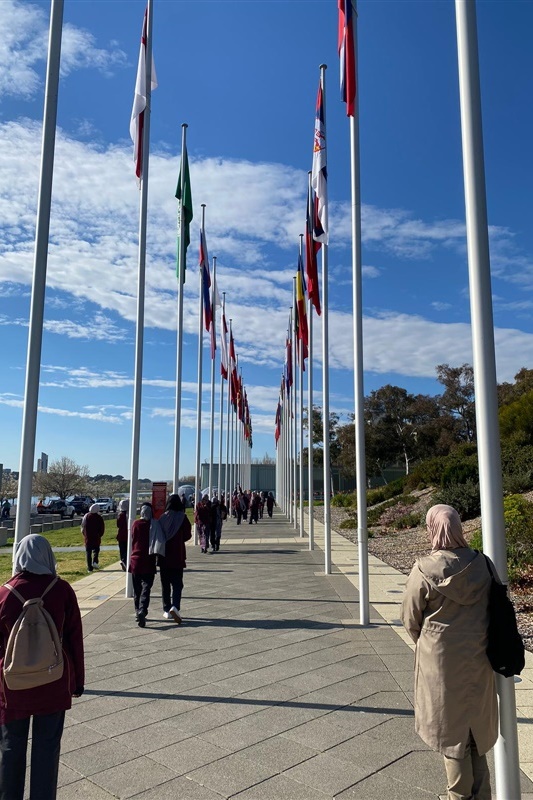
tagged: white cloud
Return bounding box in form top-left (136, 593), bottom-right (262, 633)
top-left (0, 0), bottom-right (127, 100)
top-left (0, 394), bottom-right (123, 424)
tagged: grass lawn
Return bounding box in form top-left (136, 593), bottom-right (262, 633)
top-left (0, 518), bottom-right (122, 585)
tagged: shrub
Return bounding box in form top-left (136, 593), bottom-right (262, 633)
top-left (331, 493), bottom-right (355, 508)
top-left (367, 478), bottom-right (406, 507)
top-left (468, 495), bottom-right (533, 582)
top-left (394, 512), bottom-right (422, 530)
top-left (502, 471), bottom-right (533, 495)
top-left (432, 480), bottom-right (481, 520)
top-left (367, 487), bottom-right (387, 506)
top-left (441, 459), bottom-right (478, 487)
top-left (339, 517), bottom-right (357, 529)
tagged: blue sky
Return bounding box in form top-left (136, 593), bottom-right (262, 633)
top-left (1, 0), bottom-right (533, 481)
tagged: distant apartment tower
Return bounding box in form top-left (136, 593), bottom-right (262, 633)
top-left (37, 453), bottom-right (48, 473)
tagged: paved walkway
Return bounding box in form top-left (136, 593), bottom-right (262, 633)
top-left (52, 512), bottom-right (533, 800)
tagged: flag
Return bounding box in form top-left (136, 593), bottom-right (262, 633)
top-left (305, 183), bottom-right (321, 315)
top-left (312, 81), bottom-right (328, 244)
top-left (229, 330), bottom-right (238, 407)
top-left (175, 146), bottom-right (193, 281)
top-left (296, 254), bottom-right (309, 351)
top-left (284, 334), bottom-right (293, 396)
top-left (338, 0), bottom-right (356, 117)
top-left (199, 229), bottom-right (212, 332)
top-left (209, 273), bottom-right (220, 360)
top-left (274, 399), bottom-right (281, 445)
top-left (130, 6), bottom-right (157, 185)
top-left (220, 312), bottom-right (229, 379)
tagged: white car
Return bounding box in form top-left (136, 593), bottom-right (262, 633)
top-left (94, 497), bottom-right (113, 513)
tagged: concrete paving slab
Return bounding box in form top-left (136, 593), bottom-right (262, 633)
top-left (232, 773), bottom-right (331, 799)
top-left (187, 751), bottom-right (278, 797)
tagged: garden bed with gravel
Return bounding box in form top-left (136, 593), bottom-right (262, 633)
top-left (313, 488), bottom-right (533, 653)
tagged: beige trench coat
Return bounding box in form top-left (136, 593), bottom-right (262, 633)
top-left (401, 547), bottom-right (498, 758)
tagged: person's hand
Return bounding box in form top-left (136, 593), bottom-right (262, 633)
top-left (72, 686), bottom-right (84, 698)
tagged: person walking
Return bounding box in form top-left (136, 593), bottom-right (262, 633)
top-left (0, 534), bottom-right (84, 800)
top-left (401, 504), bottom-right (498, 800)
top-left (158, 494), bottom-right (192, 623)
top-left (210, 496), bottom-right (222, 552)
top-left (116, 499), bottom-right (128, 571)
top-left (266, 492), bottom-right (275, 518)
top-left (194, 496), bottom-right (211, 553)
top-left (129, 503), bottom-right (157, 628)
top-left (248, 492), bottom-right (260, 525)
top-left (81, 503), bottom-right (104, 572)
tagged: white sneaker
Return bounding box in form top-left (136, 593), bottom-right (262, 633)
top-left (170, 606), bottom-right (182, 625)
top-left (163, 611), bottom-right (170, 620)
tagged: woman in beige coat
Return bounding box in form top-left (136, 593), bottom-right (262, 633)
top-left (401, 504), bottom-right (498, 800)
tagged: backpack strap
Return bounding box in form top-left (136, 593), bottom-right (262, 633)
top-left (4, 576), bottom-right (59, 606)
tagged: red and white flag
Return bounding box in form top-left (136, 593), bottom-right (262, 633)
top-left (130, 6), bottom-right (157, 185)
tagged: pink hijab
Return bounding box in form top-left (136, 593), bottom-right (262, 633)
top-left (426, 504), bottom-right (468, 551)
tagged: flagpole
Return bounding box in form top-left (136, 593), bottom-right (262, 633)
top-left (298, 238), bottom-right (305, 539)
top-left (208, 257), bottom-right (217, 498)
top-left (318, 65), bottom-right (331, 575)
top-left (346, 12), bottom-right (369, 622)
top-left (455, 1), bottom-right (520, 794)
top-left (307, 294), bottom-right (315, 550)
top-left (225, 313), bottom-right (231, 502)
top-left (125, 0), bottom-right (154, 597)
top-left (194, 204), bottom-right (206, 542)
top-left (219, 293), bottom-right (226, 498)
top-left (173, 123), bottom-right (188, 493)
top-left (292, 291), bottom-right (299, 530)
top-left (14, 0), bottom-right (64, 562)
top-left (229, 320), bottom-right (235, 496)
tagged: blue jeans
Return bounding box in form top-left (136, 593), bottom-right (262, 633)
top-left (0, 710), bottom-right (65, 799)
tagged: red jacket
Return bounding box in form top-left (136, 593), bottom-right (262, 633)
top-left (0, 573), bottom-right (84, 723)
top-left (82, 512), bottom-right (104, 548)
top-left (128, 519), bottom-right (156, 575)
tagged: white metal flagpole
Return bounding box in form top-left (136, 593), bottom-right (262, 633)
top-left (219, 293), bottom-right (227, 498)
top-left (455, 1), bottom-right (521, 795)
top-left (307, 293), bottom-right (314, 550)
top-left (208, 257), bottom-right (217, 498)
top-left (14, 0), bottom-right (64, 562)
top-left (125, 0), bottom-right (155, 597)
top-left (318, 64), bottom-right (331, 575)
top-left (194, 204), bottom-right (207, 541)
top-left (346, 6), bottom-right (370, 623)
top-left (173, 122), bottom-right (188, 492)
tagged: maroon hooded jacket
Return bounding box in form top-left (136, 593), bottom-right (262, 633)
top-left (0, 573), bottom-right (84, 723)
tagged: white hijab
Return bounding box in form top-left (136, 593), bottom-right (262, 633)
top-left (13, 534), bottom-right (56, 576)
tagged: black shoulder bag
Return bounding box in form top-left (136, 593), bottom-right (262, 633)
top-left (483, 554), bottom-right (525, 678)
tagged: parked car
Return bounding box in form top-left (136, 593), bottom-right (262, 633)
top-left (70, 496), bottom-right (94, 515)
top-left (94, 497), bottom-right (114, 513)
top-left (46, 499), bottom-right (75, 519)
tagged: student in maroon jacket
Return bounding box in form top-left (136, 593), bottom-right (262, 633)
top-left (129, 503), bottom-right (157, 628)
top-left (0, 534), bottom-right (84, 800)
top-left (158, 494), bottom-right (192, 624)
top-left (81, 503), bottom-right (105, 572)
top-left (116, 499), bottom-right (129, 571)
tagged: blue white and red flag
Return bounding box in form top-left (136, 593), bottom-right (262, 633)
top-left (312, 82), bottom-right (328, 244)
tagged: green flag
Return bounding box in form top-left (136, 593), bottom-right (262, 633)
top-left (175, 146), bottom-right (193, 281)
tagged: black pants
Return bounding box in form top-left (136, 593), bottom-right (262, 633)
top-left (160, 567), bottom-right (184, 612)
top-left (118, 540), bottom-right (127, 564)
top-left (0, 710), bottom-right (65, 800)
top-left (85, 545), bottom-right (100, 570)
top-left (132, 573), bottom-right (155, 616)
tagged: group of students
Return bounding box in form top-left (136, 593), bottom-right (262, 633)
top-left (193, 494), bottom-right (227, 553)
top-left (232, 489), bottom-right (275, 525)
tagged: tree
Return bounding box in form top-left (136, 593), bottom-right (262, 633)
top-left (499, 390), bottom-right (533, 446)
top-left (252, 453), bottom-right (276, 465)
top-left (436, 363), bottom-right (476, 442)
top-left (302, 406), bottom-right (341, 465)
top-left (33, 457), bottom-right (89, 500)
top-left (1, 473), bottom-right (18, 502)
